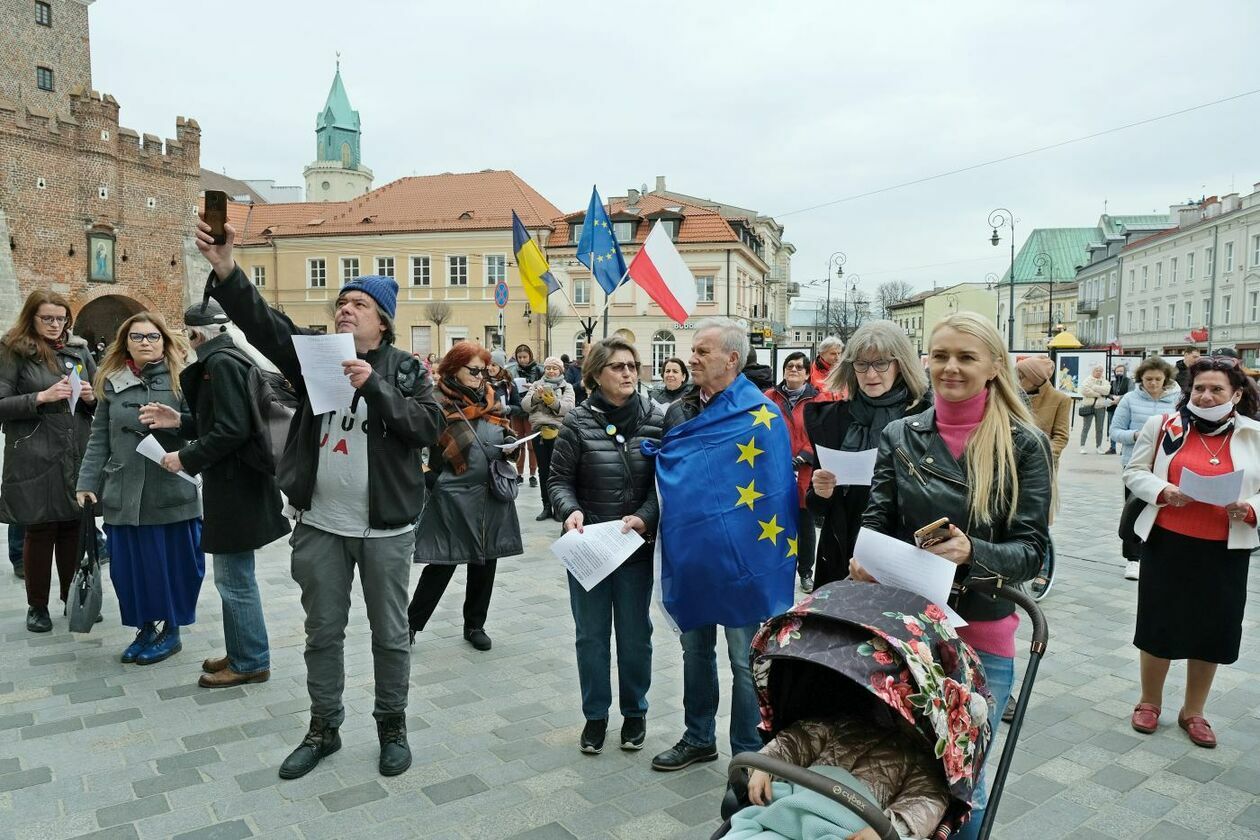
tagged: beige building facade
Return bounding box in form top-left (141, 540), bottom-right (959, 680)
top-left (888, 283), bottom-right (998, 353)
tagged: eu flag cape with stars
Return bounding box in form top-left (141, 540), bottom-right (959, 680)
top-left (656, 374), bottom-right (798, 632)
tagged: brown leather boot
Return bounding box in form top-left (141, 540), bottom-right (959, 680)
top-left (202, 656), bottom-right (229, 674)
top-left (198, 667), bottom-right (270, 688)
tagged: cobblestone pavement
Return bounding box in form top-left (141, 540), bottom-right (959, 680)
top-left (0, 447), bottom-right (1257, 840)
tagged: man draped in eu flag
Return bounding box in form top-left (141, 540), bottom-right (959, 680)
top-left (650, 317), bottom-right (797, 772)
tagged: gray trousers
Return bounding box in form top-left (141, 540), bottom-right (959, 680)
top-left (290, 523), bottom-right (415, 726)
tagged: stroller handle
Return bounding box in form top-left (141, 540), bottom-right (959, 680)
top-left (727, 753), bottom-right (900, 840)
top-left (967, 581), bottom-right (1049, 654)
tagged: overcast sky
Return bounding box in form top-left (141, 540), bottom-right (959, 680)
top-left (90, 1), bottom-right (1260, 302)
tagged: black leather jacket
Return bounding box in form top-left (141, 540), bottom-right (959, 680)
top-left (862, 407), bottom-right (1052, 622)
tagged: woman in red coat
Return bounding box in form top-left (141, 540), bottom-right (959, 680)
top-left (764, 352), bottom-right (823, 592)
top-left (810, 337), bottom-right (847, 401)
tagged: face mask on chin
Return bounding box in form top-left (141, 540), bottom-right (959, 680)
top-left (1186, 398), bottom-right (1238, 423)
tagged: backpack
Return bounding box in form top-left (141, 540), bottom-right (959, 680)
top-left (203, 347), bottom-right (299, 475)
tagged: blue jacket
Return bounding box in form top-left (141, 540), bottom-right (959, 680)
top-left (1109, 386), bottom-right (1181, 465)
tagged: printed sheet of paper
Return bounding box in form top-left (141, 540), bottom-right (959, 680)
top-left (1178, 468), bottom-right (1244, 507)
top-left (551, 521), bottom-right (645, 592)
top-left (136, 434), bottom-right (199, 485)
top-left (496, 431), bottom-right (540, 451)
top-left (514, 377), bottom-right (528, 392)
top-left (815, 446), bottom-right (878, 486)
top-left (854, 527), bottom-right (967, 627)
top-left (68, 367), bottom-right (82, 415)
top-left (291, 333), bottom-right (357, 415)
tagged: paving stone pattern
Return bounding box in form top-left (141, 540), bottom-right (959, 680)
top-left (0, 447), bottom-right (1256, 839)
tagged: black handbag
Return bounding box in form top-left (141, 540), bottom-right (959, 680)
top-left (1118, 495), bottom-right (1146, 543)
top-left (1078, 402), bottom-right (1095, 418)
top-left (459, 413), bottom-right (519, 502)
top-left (67, 508), bottom-right (103, 633)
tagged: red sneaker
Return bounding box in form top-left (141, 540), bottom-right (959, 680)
top-left (1130, 703), bottom-right (1160, 734)
top-left (1178, 714), bottom-right (1217, 748)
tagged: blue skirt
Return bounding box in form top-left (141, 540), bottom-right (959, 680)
top-left (105, 520), bottom-right (205, 628)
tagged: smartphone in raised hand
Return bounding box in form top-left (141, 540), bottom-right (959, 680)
top-left (914, 517), bottom-right (952, 548)
top-left (204, 189), bottom-right (228, 245)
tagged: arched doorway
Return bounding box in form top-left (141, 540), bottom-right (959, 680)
top-left (75, 294), bottom-right (144, 350)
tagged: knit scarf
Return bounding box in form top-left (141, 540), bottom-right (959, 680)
top-left (776, 381), bottom-right (808, 410)
top-left (436, 376), bottom-right (509, 475)
top-left (590, 388), bottom-right (642, 440)
top-left (844, 381), bottom-right (911, 452)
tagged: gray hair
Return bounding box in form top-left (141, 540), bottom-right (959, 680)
top-left (188, 321), bottom-right (278, 373)
top-left (833, 320), bottom-right (927, 401)
top-left (693, 317), bottom-right (749, 366)
top-left (818, 336), bottom-right (845, 354)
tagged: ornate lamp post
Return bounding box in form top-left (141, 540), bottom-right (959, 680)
top-left (825, 251), bottom-right (846, 336)
top-left (1033, 252), bottom-right (1056, 341)
top-left (988, 209), bottom-right (1016, 351)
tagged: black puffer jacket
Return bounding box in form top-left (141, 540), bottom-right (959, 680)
top-left (862, 407), bottom-right (1052, 622)
top-left (548, 394), bottom-right (665, 563)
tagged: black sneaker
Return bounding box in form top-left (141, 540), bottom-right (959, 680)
top-left (800, 575), bottom-right (814, 593)
top-left (651, 738), bottom-right (718, 771)
top-left (580, 718), bottom-right (607, 754)
top-left (620, 717), bottom-right (646, 751)
top-left (26, 606), bottom-right (51, 633)
top-left (529, 476), bottom-right (538, 488)
top-left (516, 475), bottom-right (524, 485)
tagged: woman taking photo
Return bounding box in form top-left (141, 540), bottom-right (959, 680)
top-left (410, 342), bottom-right (522, 652)
top-left (806, 320), bottom-right (929, 589)
top-left (0, 291), bottom-right (97, 632)
top-left (1109, 356), bottom-right (1180, 581)
top-left (764, 352), bottom-right (823, 592)
top-left (649, 357), bottom-right (690, 406)
top-left (1123, 357), bottom-right (1260, 749)
top-left (76, 313), bottom-right (203, 664)
top-left (1079, 364), bottom-right (1110, 454)
top-left (859, 312), bottom-right (1052, 840)
top-left (521, 356), bottom-right (576, 522)
top-left (549, 337), bottom-right (664, 755)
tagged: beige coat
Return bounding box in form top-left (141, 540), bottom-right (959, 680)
top-left (1028, 382), bottom-right (1071, 464)
top-left (1080, 374), bottom-right (1110, 409)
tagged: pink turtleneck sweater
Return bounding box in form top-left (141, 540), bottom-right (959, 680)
top-left (935, 388), bottom-right (1019, 658)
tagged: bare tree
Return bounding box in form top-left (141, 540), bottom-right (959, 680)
top-left (424, 301), bottom-right (452, 329)
top-left (815, 291), bottom-right (873, 342)
top-left (875, 281), bottom-right (915, 320)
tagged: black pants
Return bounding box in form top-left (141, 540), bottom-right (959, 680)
top-left (536, 434), bottom-right (556, 511)
top-left (408, 560), bottom-right (498, 632)
top-left (1121, 487), bottom-right (1141, 562)
top-left (796, 507), bottom-right (817, 578)
top-left (24, 519), bottom-right (80, 609)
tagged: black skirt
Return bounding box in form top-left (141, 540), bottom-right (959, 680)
top-left (1134, 526), bottom-right (1251, 664)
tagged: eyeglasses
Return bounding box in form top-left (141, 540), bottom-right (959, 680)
top-left (128, 332), bottom-right (163, 344)
top-left (603, 361), bottom-right (640, 374)
top-left (783, 363), bottom-right (807, 371)
top-left (852, 358), bottom-right (894, 374)
top-left (463, 365), bottom-right (487, 378)
top-left (36, 315), bottom-right (68, 325)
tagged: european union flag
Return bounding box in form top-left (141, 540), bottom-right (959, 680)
top-left (576, 186), bottom-right (628, 295)
top-left (655, 374), bottom-right (798, 632)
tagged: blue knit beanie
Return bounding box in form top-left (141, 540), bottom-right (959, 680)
top-left (339, 275), bottom-right (398, 319)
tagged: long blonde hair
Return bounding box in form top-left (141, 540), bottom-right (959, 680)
top-left (95, 311), bottom-right (191, 398)
top-left (928, 312), bottom-right (1050, 527)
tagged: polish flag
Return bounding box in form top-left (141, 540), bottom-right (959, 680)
top-left (627, 221), bottom-right (697, 324)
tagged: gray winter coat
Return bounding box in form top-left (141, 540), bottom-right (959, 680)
top-left (77, 361), bottom-right (202, 527)
top-left (414, 408), bottom-right (523, 566)
top-left (0, 337), bottom-right (96, 525)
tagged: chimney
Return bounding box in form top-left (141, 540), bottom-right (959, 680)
top-left (626, 188), bottom-right (640, 209)
top-left (1221, 193), bottom-right (1240, 213)
top-left (655, 175), bottom-right (666, 193)
top-left (1178, 206), bottom-right (1201, 227)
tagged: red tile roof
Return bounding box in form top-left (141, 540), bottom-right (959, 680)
top-left (550, 193), bottom-right (738, 246)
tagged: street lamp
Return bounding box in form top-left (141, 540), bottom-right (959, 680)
top-left (984, 271), bottom-right (1002, 324)
top-left (825, 251), bottom-right (846, 336)
top-left (842, 273), bottom-right (862, 341)
top-left (1033, 252), bottom-right (1056, 342)
top-left (988, 209), bottom-right (1016, 351)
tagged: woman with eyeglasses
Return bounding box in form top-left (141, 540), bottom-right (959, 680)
top-left (762, 352), bottom-right (825, 592)
top-left (409, 341), bottom-right (522, 652)
top-left (75, 313), bottom-right (203, 664)
top-left (1123, 355), bottom-right (1260, 749)
top-left (548, 337), bottom-right (665, 754)
top-left (805, 321), bottom-right (931, 589)
top-left (0, 291), bottom-right (98, 632)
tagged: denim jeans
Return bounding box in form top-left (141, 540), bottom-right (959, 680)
top-left (213, 550), bottom-right (270, 675)
top-left (567, 561), bottom-right (653, 720)
top-left (680, 622), bottom-right (762, 755)
top-left (955, 649), bottom-right (1015, 840)
top-left (7, 524), bottom-right (24, 570)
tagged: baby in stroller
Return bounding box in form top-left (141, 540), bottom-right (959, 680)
top-left (720, 581), bottom-right (993, 840)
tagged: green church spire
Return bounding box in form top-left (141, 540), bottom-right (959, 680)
top-left (315, 60), bottom-right (362, 170)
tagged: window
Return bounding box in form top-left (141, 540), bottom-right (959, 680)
top-left (410, 255), bottom-right (430, 286)
top-left (1128, 270), bottom-right (1135, 292)
top-left (1155, 262), bottom-right (1162, 287)
top-left (1185, 301), bottom-right (1192, 329)
top-left (1139, 309), bottom-right (1146, 331)
top-left (696, 274), bottom-right (715, 303)
top-left (651, 330), bottom-right (676, 378)
top-left (1127, 311), bottom-right (1133, 331)
top-left (657, 219), bottom-right (680, 240)
top-left (447, 255), bottom-right (468, 286)
top-left (375, 256), bottom-right (395, 278)
top-left (1141, 266), bottom-right (1148, 290)
top-left (35, 2), bottom-right (51, 26)
top-left (485, 254), bottom-right (506, 286)
top-left (97, 186), bottom-right (108, 200)
top-left (146, 197), bottom-right (156, 209)
top-left (1170, 257), bottom-right (1178, 284)
top-left (1206, 247), bottom-right (1214, 276)
top-left (1253, 235), bottom-right (1260, 267)
top-left (571, 224), bottom-right (582, 244)
top-left (1109, 271), bottom-right (1117, 298)
top-left (35, 66), bottom-right (53, 91)
top-left (308, 258), bottom-right (326, 288)
top-left (1168, 303), bottom-right (1176, 329)
top-left (251, 266), bottom-right (266, 287)
top-left (1187, 251), bottom-right (1195, 280)
top-left (1250, 291), bottom-right (1258, 322)
top-left (1107, 315), bottom-right (1116, 342)
top-left (574, 278), bottom-right (590, 305)
top-left (1203, 298), bottom-right (1211, 323)
top-left (1225, 241), bottom-right (1234, 272)
top-left (613, 221), bottom-right (635, 242)
top-left (1153, 306), bottom-right (1160, 329)
top-left (1223, 294), bottom-right (1232, 325)
top-left (793, 331), bottom-right (801, 341)
top-left (340, 257), bottom-right (359, 282)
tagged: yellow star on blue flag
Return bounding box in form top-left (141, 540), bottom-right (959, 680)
top-left (735, 437), bottom-right (763, 468)
top-left (576, 186), bottom-right (627, 294)
top-left (787, 537), bottom-right (798, 558)
top-left (735, 480), bottom-right (764, 511)
top-left (749, 405), bottom-right (776, 429)
top-left (757, 515), bottom-right (784, 545)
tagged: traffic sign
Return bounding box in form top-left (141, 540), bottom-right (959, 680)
top-left (494, 281), bottom-right (509, 309)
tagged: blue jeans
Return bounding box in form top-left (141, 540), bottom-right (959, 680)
top-left (680, 621), bottom-right (762, 755)
top-left (214, 551), bottom-right (270, 675)
top-left (955, 649), bottom-right (1015, 840)
top-left (567, 561), bottom-right (653, 720)
top-left (7, 524), bottom-right (23, 570)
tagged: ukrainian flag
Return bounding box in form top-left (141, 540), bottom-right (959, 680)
top-left (512, 211), bottom-right (559, 314)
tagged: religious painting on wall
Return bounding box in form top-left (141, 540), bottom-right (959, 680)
top-left (1054, 351), bottom-right (1107, 394)
top-left (87, 233), bottom-right (115, 282)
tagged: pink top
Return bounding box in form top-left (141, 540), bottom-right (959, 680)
top-left (934, 389), bottom-right (988, 459)
top-left (958, 613), bottom-right (1019, 658)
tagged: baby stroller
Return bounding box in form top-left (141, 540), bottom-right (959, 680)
top-left (716, 580), bottom-right (1048, 840)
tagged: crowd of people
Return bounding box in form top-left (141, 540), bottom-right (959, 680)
top-left (0, 216), bottom-right (1253, 837)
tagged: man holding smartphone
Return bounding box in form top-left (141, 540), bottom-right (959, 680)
top-left (194, 217), bottom-right (444, 781)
